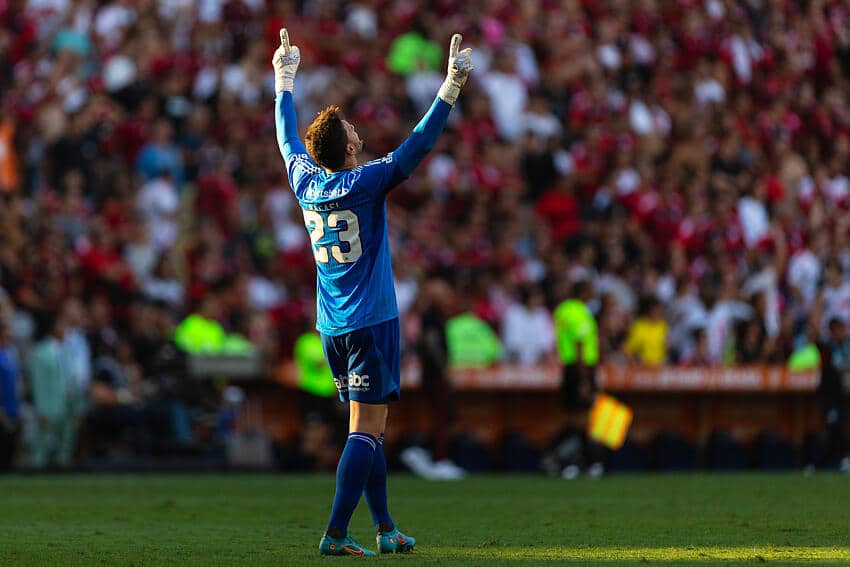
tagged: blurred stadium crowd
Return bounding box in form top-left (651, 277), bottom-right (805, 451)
top-left (2, 0), bottom-right (850, 467)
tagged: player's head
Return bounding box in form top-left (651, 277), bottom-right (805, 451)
top-left (305, 105), bottom-right (363, 172)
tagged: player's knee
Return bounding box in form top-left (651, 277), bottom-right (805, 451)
top-left (350, 402), bottom-right (387, 437)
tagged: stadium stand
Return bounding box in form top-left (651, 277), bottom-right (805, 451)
top-left (1, 0), bottom-right (850, 470)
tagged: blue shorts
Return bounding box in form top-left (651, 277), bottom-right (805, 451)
top-left (321, 318), bottom-right (401, 404)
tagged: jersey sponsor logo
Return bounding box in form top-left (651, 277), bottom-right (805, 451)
top-left (348, 372), bottom-right (370, 390)
top-left (334, 372), bottom-right (371, 392)
top-left (302, 170), bottom-right (358, 201)
top-left (303, 185), bottom-right (354, 200)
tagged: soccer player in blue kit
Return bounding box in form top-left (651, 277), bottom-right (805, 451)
top-left (272, 28), bottom-right (473, 556)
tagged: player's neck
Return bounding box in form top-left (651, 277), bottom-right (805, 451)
top-left (325, 156), bottom-right (358, 174)
top-left (343, 155), bottom-right (358, 170)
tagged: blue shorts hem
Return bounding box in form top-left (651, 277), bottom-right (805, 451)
top-left (340, 388), bottom-right (400, 404)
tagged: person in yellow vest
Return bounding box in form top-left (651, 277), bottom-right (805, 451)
top-left (554, 280), bottom-right (598, 411)
top-left (174, 296), bottom-right (226, 354)
top-left (446, 311), bottom-right (503, 368)
top-left (293, 310), bottom-right (344, 425)
top-left (624, 296), bottom-right (668, 366)
top-left (294, 331), bottom-right (338, 399)
top-left (550, 279), bottom-right (605, 479)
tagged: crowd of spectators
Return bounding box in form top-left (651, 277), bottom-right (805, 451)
top-left (3, 0), bottom-right (850, 465)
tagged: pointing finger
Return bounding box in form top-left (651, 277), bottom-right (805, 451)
top-left (449, 33), bottom-right (462, 58)
top-left (280, 28), bottom-right (290, 53)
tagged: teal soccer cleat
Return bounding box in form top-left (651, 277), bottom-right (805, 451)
top-left (319, 534), bottom-right (377, 557)
top-left (376, 528), bottom-right (416, 553)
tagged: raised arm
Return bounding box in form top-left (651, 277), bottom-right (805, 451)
top-left (389, 34), bottom-right (474, 182)
top-left (275, 91), bottom-right (307, 161)
top-left (391, 97), bottom-right (452, 179)
top-left (272, 29), bottom-right (319, 191)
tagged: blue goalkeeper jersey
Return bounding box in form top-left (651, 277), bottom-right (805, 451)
top-left (275, 91), bottom-right (452, 335)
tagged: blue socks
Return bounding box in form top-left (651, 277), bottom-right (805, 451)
top-left (365, 433), bottom-right (394, 530)
top-left (326, 432), bottom-right (395, 537)
top-left (327, 433), bottom-right (377, 538)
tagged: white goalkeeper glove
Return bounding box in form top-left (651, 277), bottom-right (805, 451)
top-left (272, 28), bottom-right (300, 94)
top-left (438, 33), bottom-right (474, 106)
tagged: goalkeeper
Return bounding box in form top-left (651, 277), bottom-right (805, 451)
top-left (273, 28), bottom-right (472, 556)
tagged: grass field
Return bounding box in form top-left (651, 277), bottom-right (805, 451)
top-left (0, 473), bottom-right (848, 566)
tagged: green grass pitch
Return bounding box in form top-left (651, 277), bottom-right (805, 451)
top-left (1, 473), bottom-right (848, 566)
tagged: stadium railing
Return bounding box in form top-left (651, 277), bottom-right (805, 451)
top-left (261, 362), bottom-right (831, 451)
top-left (275, 361), bottom-right (818, 392)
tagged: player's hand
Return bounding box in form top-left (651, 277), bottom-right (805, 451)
top-left (272, 28), bottom-right (301, 94)
top-left (446, 34), bottom-right (473, 87)
top-left (438, 33), bottom-right (474, 106)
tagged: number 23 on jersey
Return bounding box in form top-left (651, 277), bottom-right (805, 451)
top-left (303, 209), bottom-right (363, 264)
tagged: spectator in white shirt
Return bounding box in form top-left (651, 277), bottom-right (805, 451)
top-left (480, 49), bottom-right (528, 141)
top-left (502, 287), bottom-right (554, 364)
top-left (137, 172), bottom-right (179, 251)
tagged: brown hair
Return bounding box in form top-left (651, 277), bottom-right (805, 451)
top-left (305, 105), bottom-right (348, 171)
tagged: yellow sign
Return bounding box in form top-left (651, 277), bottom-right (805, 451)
top-left (588, 393), bottom-right (633, 449)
